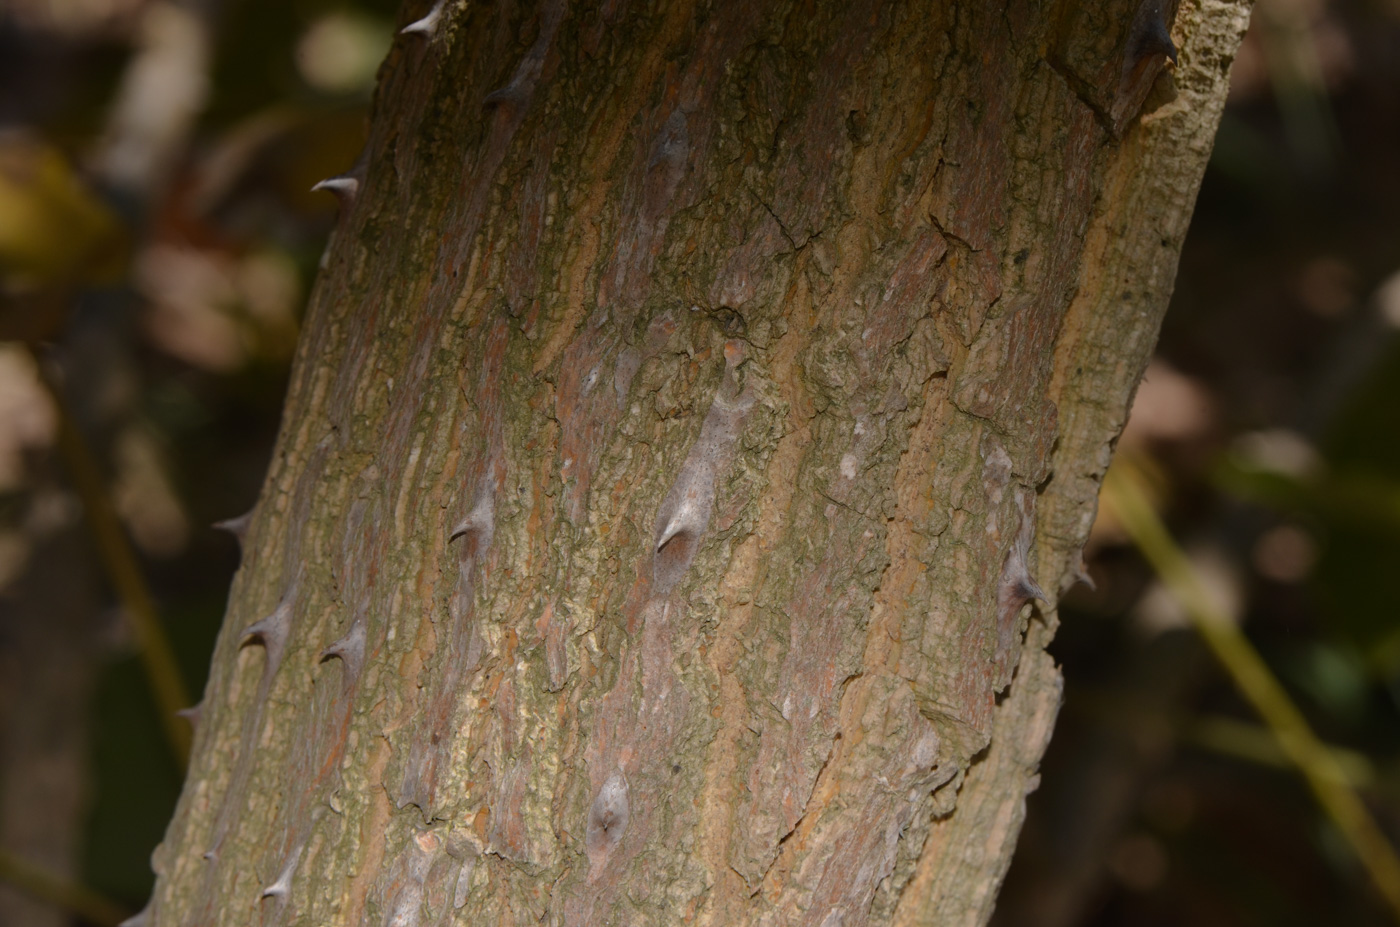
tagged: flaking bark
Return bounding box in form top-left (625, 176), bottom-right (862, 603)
top-left (148, 0), bottom-right (1251, 924)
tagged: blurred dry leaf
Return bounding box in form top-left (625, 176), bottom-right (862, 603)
top-left (1132, 543), bottom-right (1245, 636)
top-left (4, 0), bottom-right (146, 36)
top-left (93, 0), bottom-right (210, 196)
top-left (1121, 359), bottom-right (1216, 449)
top-left (0, 133), bottom-right (125, 291)
top-left (135, 244), bottom-right (300, 371)
top-left (112, 425), bottom-right (188, 558)
top-left (135, 245), bottom-right (245, 371)
top-left (24, 487), bottom-right (80, 538)
top-left (1092, 362), bottom-right (1215, 551)
top-left (0, 343), bottom-right (57, 489)
top-left (1229, 428), bottom-right (1324, 480)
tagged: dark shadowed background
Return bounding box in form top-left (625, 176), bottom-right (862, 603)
top-left (0, 0), bottom-right (1397, 924)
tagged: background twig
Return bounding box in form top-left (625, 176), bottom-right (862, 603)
top-left (1103, 458), bottom-right (1400, 920)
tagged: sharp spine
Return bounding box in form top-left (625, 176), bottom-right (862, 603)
top-left (176, 701), bottom-right (203, 731)
top-left (319, 611), bottom-right (368, 684)
top-left (400, 0), bottom-right (446, 37)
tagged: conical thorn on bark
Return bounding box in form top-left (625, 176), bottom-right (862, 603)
top-left (259, 841), bottom-right (303, 903)
top-left (310, 175), bottom-right (359, 201)
top-left (311, 145), bottom-right (369, 217)
top-left (319, 611), bottom-right (368, 685)
top-left (585, 769), bottom-right (630, 875)
top-left (240, 593), bottom-right (295, 679)
top-left (1128, 2), bottom-right (1179, 66)
top-left (213, 510), bottom-right (253, 549)
top-left (176, 700), bottom-right (203, 732)
top-left (400, 0), bottom-right (446, 38)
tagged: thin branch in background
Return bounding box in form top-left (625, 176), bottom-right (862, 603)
top-left (28, 346), bottom-right (192, 770)
top-left (1184, 714), bottom-right (1377, 790)
top-left (1102, 457), bottom-right (1400, 922)
top-left (1072, 690), bottom-right (1379, 790)
top-left (0, 847), bottom-right (130, 927)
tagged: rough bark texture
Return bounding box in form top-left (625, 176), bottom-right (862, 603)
top-left (147, 0), bottom-right (1250, 924)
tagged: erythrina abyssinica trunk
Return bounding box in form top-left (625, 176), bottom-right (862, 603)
top-left (143, 0), bottom-right (1251, 924)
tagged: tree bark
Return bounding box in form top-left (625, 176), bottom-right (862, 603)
top-left (145, 0), bottom-right (1251, 924)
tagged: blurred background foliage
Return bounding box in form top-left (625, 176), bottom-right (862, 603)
top-left (0, 0), bottom-right (1397, 924)
top-left (0, 0), bottom-right (395, 923)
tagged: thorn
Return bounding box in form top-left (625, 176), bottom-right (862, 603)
top-left (648, 351), bottom-right (754, 596)
top-left (654, 503), bottom-right (699, 555)
top-left (312, 146), bottom-right (370, 219)
top-left (319, 611), bottom-right (368, 683)
top-left (586, 769), bottom-right (630, 868)
top-left (260, 843), bottom-right (304, 902)
top-left (1017, 576), bottom-right (1047, 604)
top-left (241, 604), bottom-right (291, 651)
top-left (400, 0), bottom-right (446, 37)
top-left (241, 593), bottom-right (296, 678)
top-left (451, 488), bottom-right (496, 546)
top-left (993, 489), bottom-right (1047, 673)
top-left (1126, 2), bottom-right (1179, 69)
top-left (998, 548), bottom-right (1045, 611)
top-left (1133, 13), bottom-right (1178, 66)
top-left (176, 701), bottom-right (203, 731)
top-left (1071, 550), bottom-right (1097, 591)
top-left (213, 510), bottom-right (253, 546)
top-left (310, 175), bottom-right (359, 200)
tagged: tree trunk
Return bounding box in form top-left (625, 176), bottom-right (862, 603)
top-left (144, 0), bottom-right (1251, 923)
